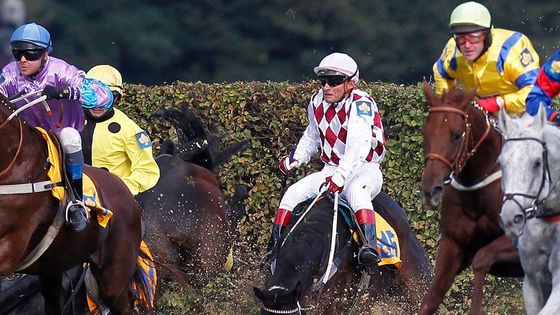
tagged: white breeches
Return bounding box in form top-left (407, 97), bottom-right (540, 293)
top-left (279, 163), bottom-right (383, 212)
top-left (57, 127), bottom-right (82, 154)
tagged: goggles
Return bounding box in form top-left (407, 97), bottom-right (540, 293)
top-left (318, 75), bottom-right (348, 87)
top-left (453, 30), bottom-right (486, 46)
top-left (12, 49), bottom-right (44, 61)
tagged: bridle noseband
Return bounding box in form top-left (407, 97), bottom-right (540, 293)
top-left (261, 300), bottom-right (315, 315)
top-left (424, 104), bottom-right (493, 176)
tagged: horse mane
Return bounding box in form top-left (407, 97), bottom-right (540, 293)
top-left (273, 197), bottom-right (350, 291)
top-left (154, 105), bottom-right (249, 171)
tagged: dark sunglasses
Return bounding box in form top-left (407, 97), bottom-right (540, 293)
top-left (318, 75), bottom-right (348, 87)
top-left (12, 49), bottom-right (45, 61)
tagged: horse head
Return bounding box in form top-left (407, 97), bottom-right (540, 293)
top-left (497, 106), bottom-right (550, 237)
top-left (420, 81), bottom-right (478, 207)
top-left (254, 283), bottom-right (309, 315)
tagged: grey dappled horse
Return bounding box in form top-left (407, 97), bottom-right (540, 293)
top-left (498, 106), bottom-right (560, 315)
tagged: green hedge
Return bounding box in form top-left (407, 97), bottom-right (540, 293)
top-left (120, 81), bottom-right (532, 314)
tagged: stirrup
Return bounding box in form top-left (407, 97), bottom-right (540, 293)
top-left (65, 200), bottom-right (89, 232)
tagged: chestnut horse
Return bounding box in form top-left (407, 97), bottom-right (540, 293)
top-left (418, 82), bottom-right (523, 315)
top-left (0, 93), bottom-right (141, 314)
top-left (254, 191), bottom-right (433, 314)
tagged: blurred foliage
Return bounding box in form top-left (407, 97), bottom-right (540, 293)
top-left (15, 0), bottom-right (559, 85)
top-left (117, 80), bottom-right (552, 314)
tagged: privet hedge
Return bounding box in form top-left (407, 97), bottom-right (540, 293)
top-left (120, 81), bottom-right (532, 313)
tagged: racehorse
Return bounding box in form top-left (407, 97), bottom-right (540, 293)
top-left (0, 92), bottom-right (141, 314)
top-left (254, 191), bottom-right (433, 314)
top-left (137, 105), bottom-right (249, 288)
top-left (418, 81), bottom-right (523, 315)
top-left (497, 106), bottom-right (560, 315)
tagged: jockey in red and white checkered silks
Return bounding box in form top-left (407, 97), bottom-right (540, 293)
top-left (262, 52), bottom-right (386, 272)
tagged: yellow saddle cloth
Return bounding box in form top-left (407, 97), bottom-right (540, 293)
top-left (37, 127), bottom-right (113, 227)
top-left (353, 212), bottom-right (402, 269)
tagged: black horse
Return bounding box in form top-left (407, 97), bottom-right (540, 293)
top-left (254, 191), bottom-right (433, 314)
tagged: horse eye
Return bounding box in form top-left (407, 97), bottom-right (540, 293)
top-left (453, 132), bottom-right (462, 141)
top-left (534, 160), bottom-right (541, 169)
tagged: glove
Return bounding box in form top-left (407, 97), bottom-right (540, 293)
top-left (324, 175), bottom-right (344, 194)
top-left (476, 96), bottom-right (503, 113)
top-left (42, 85), bottom-right (72, 100)
top-left (278, 155), bottom-right (299, 175)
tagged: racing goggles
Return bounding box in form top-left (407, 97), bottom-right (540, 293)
top-left (453, 30), bottom-right (486, 46)
top-left (12, 49), bottom-right (45, 61)
top-left (318, 75), bottom-right (349, 87)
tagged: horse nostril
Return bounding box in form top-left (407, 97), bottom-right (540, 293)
top-left (514, 214), bottom-right (524, 224)
top-left (432, 186), bottom-right (443, 196)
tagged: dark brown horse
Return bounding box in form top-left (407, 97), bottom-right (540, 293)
top-left (418, 82), bottom-right (523, 315)
top-left (136, 106), bottom-right (248, 288)
top-left (254, 191), bottom-right (433, 314)
top-left (0, 93), bottom-right (141, 314)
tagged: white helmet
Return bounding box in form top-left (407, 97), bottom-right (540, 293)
top-left (314, 52), bottom-right (359, 82)
top-left (449, 1), bottom-right (492, 33)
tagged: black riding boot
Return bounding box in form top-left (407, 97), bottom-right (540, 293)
top-left (66, 178), bottom-right (88, 232)
top-left (260, 224), bottom-right (282, 273)
top-left (358, 223), bottom-right (380, 268)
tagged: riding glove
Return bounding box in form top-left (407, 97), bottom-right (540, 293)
top-left (476, 96), bottom-right (504, 113)
top-left (42, 85), bottom-right (73, 100)
top-left (278, 155), bottom-right (300, 175)
top-left (325, 175), bottom-right (344, 193)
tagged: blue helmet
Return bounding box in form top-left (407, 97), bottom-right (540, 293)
top-left (10, 22), bottom-right (52, 52)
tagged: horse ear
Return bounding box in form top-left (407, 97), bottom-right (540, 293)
top-left (253, 287), bottom-right (265, 301)
top-left (497, 107), bottom-right (509, 134)
top-left (422, 81), bottom-right (437, 107)
top-left (535, 103), bottom-right (548, 129)
top-left (294, 281), bottom-right (303, 300)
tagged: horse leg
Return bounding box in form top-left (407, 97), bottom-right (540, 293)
top-left (470, 235), bottom-right (519, 315)
top-left (418, 237), bottom-right (464, 315)
top-left (39, 272), bottom-right (63, 315)
top-left (535, 242), bottom-right (560, 315)
top-left (89, 262), bottom-right (134, 315)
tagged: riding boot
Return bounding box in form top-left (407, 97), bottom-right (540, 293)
top-left (260, 208), bottom-right (292, 273)
top-left (356, 209), bottom-right (380, 268)
top-left (65, 150), bottom-right (88, 232)
top-left (66, 177), bottom-right (88, 232)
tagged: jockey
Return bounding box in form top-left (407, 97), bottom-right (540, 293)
top-left (261, 52), bottom-right (386, 271)
top-left (0, 22), bottom-right (113, 232)
top-left (525, 49), bottom-right (560, 123)
top-left (434, 1), bottom-right (540, 116)
top-left (81, 65), bottom-right (160, 195)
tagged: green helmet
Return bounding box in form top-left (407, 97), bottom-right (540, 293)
top-left (449, 1), bottom-right (491, 33)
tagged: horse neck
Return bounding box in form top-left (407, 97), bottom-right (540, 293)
top-left (544, 127), bottom-right (560, 184)
top-left (0, 115), bottom-right (46, 183)
top-left (457, 108), bottom-right (501, 182)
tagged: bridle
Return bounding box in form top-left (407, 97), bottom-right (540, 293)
top-left (424, 104), bottom-right (493, 175)
top-left (260, 286), bottom-right (316, 315)
top-left (501, 137), bottom-right (551, 228)
top-left (261, 301), bottom-right (315, 315)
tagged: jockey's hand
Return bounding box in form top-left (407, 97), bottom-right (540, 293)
top-left (476, 96), bottom-right (503, 113)
top-left (278, 155), bottom-right (299, 176)
top-left (42, 85), bottom-right (72, 100)
top-left (325, 175), bottom-right (344, 194)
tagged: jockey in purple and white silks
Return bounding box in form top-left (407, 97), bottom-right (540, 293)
top-left (261, 52), bottom-right (386, 272)
top-left (0, 22), bottom-right (113, 232)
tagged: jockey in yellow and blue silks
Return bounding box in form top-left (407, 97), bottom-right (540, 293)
top-left (0, 23), bottom-right (113, 232)
top-left (434, 1), bottom-right (540, 116)
top-left (81, 65), bottom-right (160, 196)
top-left (526, 49), bottom-right (560, 124)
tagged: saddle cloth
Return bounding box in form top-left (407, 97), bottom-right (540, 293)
top-left (37, 127), bottom-right (113, 227)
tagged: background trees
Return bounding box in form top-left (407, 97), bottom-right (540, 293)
top-left (7, 1), bottom-right (560, 85)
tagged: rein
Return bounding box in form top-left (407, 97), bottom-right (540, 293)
top-left (0, 118), bottom-right (23, 178)
top-left (425, 104), bottom-right (496, 189)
